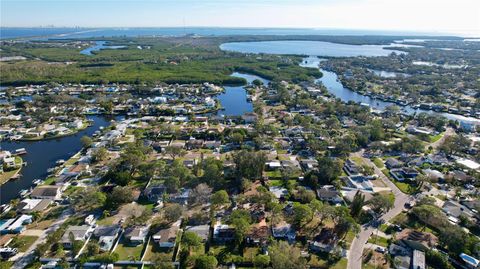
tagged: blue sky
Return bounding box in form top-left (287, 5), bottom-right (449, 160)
top-left (1, 0), bottom-right (479, 36)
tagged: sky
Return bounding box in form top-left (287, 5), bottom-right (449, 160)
top-left (1, 0), bottom-right (479, 36)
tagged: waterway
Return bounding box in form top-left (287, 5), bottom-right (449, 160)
top-left (217, 72), bottom-right (269, 116)
top-left (0, 115), bottom-right (114, 204)
top-left (301, 57), bottom-right (479, 125)
top-left (220, 40), bottom-right (405, 57)
top-left (220, 42), bottom-right (480, 125)
top-left (80, 41), bottom-right (125, 55)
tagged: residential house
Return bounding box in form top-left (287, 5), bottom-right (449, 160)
top-left (30, 185), bottom-right (63, 200)
top-left (344, 175), bottom-right (374, 191)
top-left (246, 222), bottom-right (269, 246)
top-left (204, 141), bottom-right (221, 150)
top-left (124, 226), bottom-right (149, 245)
top-left (316, 185), bottom-right (343, 204)
top-left (17, 199), bottom-right (51, 213)
top-left (185, 225), bottom-right (210, 242)
top-left (385, 158), bottom-right (403, 169)
top-left (412, 250), bottom-right (426, 269)
top-left (390, 167), bottom-right (419, 182)
top-left (271, 222), bottom-right (296, 241)
top-left (169, 188), bottom-right (191, 205)
top-left (396, 229), bottom-right (437, 251)
top-left (241, 112), bottom-right (258, 124)
top-left (61, 225), bottom-right (93, 249)
top-left (143, 184), bottom-right (167, 202)
top-left (269, 186), bottom-right (288, 199)
top-left (309, 228), bottom-right (338, 253)
top-left (344, 159), bottom-right (360, 175)
top-left (153, 220), bottom-right (181, 248)
top-left (213, 223), bottom-right (235, 243)
top-left (93, 225), bottom-right (122, 252)
top-left (442, 200), bottom-right (475, 220)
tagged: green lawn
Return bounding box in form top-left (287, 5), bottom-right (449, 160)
top-left (429, 133), bottom-right (444, 143)
top-left (10, 235), bottom-right (39, 252)
top-left (381, 169), bottom-right (412, 194)
top-left (308, 254), bottom-right (348, 269)
top-left (0, 157), bottom-right (23, 185)
top-left (114, 242), bottom-right (145, 261)
top-left (372, 158), bottom-right (384, 168)
top-left (367, 235), bottom-right (389, 248)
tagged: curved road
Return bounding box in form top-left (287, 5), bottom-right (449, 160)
top-left (347, 151), bottom-right (411, 269)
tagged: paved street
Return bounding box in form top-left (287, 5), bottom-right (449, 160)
top-left (347, 151), bottom-right (411, 269)
top-left (13, 208), bottom-right (73, 269)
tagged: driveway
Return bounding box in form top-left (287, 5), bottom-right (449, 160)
top-left (13, 208), bottom-right (73, 269)
top-left (347, 151), bottom-right (411, 269)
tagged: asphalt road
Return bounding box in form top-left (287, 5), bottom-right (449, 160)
top-left (12, 208), bottom-right (73, 269)
top-left (347, 151), bottom-right (411, 269)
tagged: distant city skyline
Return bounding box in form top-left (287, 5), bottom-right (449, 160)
top-left (1, 0), bottom-right (479, 36)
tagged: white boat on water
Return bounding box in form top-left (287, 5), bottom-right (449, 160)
top-left (15, 148), bottom-right (27, 155)
top-left (32, 179), bottom-right (43, 186)
top-left (19, 189), bottom-right (29, 197)
top-left (56, 159), bottom-right (65, 165)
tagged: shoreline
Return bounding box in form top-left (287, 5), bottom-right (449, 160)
top-left (0, 156), bottom-right (23, 186)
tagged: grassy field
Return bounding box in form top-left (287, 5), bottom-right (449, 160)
top-left (372, 158), bottom-right (384, 168)
top-left (114, 242), bottom-right (145, 261)
top-left (367, 235), bottom-right (389, 247)
top-left (10, 235), bottom-right (39, 252)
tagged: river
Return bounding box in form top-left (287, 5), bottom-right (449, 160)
top-left (80, 41), bottom-right (126, 55)
top-left (0, 115), bottom-right (113, 204)
top-left (219, 41), bottom-right (480, 125)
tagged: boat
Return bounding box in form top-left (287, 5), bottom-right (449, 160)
top-left (14, 148), bottom-right (27, 155)
top-left (32, 179), bottom-right (43, 186)
top-left (19, 189), bottom-right (29, 197)
top-left (47, 168), bottom-right (56, 173)
top-left (56, 159), bottom-right (65, 165)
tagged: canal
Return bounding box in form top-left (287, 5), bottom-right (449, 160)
top-left (0, 115), bottom-right (113, 204)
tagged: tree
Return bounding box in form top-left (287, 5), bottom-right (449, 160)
top-left (92, 147), bottom-right (108, 163)
top-left (350, 191), bottom-right (365, 219)
top-left (253, 254), bottom-right (270, 268)
top-left (315, 157), bottom-right (342, 185)
top-left (269, 241), bottom-right (307, 269)
top-left (232, 150), bottom-right (267, 180)
top-left (182, 231), bottom-right (202, 251)
top-left (105, 186), bottom-right (134, 210)
top-left (190, 183), bottom-right (212, 205)
top-left (368, 193), bottom-right (394, 216)
top-left (292, 204), bottom-right (313, 227)
top-left (165, 146), bottom-right (186, 160)
top-left (295, 186), bottom-right (315, 203)
top-left (80, 136), bottom-right (93, 148)
top-left (164, 204), bottom-right (183, 223)
top-left (151, 253), bottom-right (175, 269)
top-left (426, 250), bottom-right (454, 269)
top-left (202, 158), bottom-right (224, 188)
top-left (164, 176), bottom-right (180, 193)
top-left (71, 187), bottom-right (106, 212)
top-left (229, 210), bottom-right (252, 247)
top-left (211, 190), bottom-right (229, 208)
top-left (100, 100), bottom-right (114, 114)
top-left (86, 242), bottom-right (100, 256)
top-left (440, 134), bottom-right (470, 155)
top-left (194, 255), bottom-right (218, 269)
